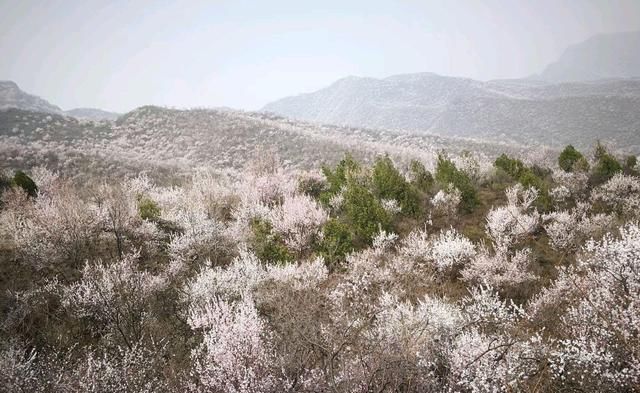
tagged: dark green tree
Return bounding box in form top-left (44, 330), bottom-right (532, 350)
top-left (518, 170), bottom-right (552, 210)
top-left (13, 170), bottom-right (38, 198)
top-left (343, 182), bottom-right (390, 244)
top-left (494, 154), bottom-right (527, 179)
top-left (250, 219), bottom-right (292, 264)
top-left (372, 155), bottom-right (421, 216)
top-left (138, 197), bottom-right (161, 221)
top-left (558, 145), bottom-right (585, 172)
top-left (409, 159), bottom-right (434, 192)
top-left (320, 154), bottom-right (360, 205)
top-left (435, 155), bottom-right (478, 212)
top-left (317, 219), bottom-right (353, 267)
top-left (592, 153), bottom-right (622, 184)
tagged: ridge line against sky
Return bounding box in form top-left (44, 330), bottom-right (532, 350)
top-left (1, 0), bottom-right (640, 113)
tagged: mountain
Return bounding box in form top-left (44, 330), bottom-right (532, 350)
top-left (0, 80), bottom-right (62, 114)
top-left (263, 73), bottom-right (640, 153)
top-left (0, 80), bottom-right (119, 121)
top-left (538, 30), bottom-right (640, 82)
top-left (65, 107), bottom-right (120, 121)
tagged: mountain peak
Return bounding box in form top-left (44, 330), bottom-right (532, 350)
top-left (0, 80), bottom-right (19, 89)
top-left (538, 30), bottom-right (640, 82)
top-left (0, 80), bottom-right (62, 114)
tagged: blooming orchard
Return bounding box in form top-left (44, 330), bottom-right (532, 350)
top-left (0, 146), bottom-right (638, 392)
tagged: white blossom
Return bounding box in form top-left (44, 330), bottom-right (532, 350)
top-left (268, 193), bottom-right (328, 252)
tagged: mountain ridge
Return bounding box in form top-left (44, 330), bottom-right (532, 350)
top-left (0, 80), bottom-right (120, 121)
top-left (262, 72), bottom-right (640, 152)
top-left (537, 30), bottom-right (640, 82)
top-left (0, 80), bottom-right (63, 114)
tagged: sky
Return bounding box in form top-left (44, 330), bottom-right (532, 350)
top-left (1, 0), bottom-right (639, 112)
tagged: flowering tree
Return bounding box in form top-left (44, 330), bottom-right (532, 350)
top-left (188, 296), bottom-right (286, 393)
top-left (591, 173), bottom-right (640, 219)
top-left (268, 193), bottom-right (328, 253)
top-left (546, 223), bottom-right (640, 391)
top-left (449, 286), bottom-right (546, 392)
top-left (462, 247), bottom-right (536, 289)
top-left (0, 180), bottom-right (100, 269)
top-left (399, 228), bottom-right (475, 276)
top-left (486, 185), bottom-right (539, 249)
top-left (62, 252), bottom-right (167, 348)
top-left (542, 203), bottom-right (614, 251)
top-left (92, 183), bottom-right (140, 259)
top-left (430, 184), bottom-right (461, 217)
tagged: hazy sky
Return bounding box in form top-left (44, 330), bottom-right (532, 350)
top-left (1, 0), bottom-right (639, 112)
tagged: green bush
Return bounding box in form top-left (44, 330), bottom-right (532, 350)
top-left (494, 154), bottom-right (527, 179)
top-left (592, 153), bottom-right (622, 184)
top-left (250, 219), bottom-right (292, 264)
top-left (518, 170), bottom-right (552, 210)
top-left (573, 156), bottom-right (590, 172)
top-left (13, 170), bottom-right (38, 198)
top-left (318, 219), bottom-right (353, 267)
top-left (436, 155), bottom-right (478, 212)
top-left (138, 197), bottom-right (161, 221)
top-left (558, 145), bottom-right (585, 172)
top-left (320, 154), bottom-right (360, 205)
top-left (372, 155), bottom-right (421, 216)
top-left (409, 159), bottom-right (433, 191)
top-left (494, 154), bottom-right (552, 210)
top-left (343, 182), bottom-right (390, 244)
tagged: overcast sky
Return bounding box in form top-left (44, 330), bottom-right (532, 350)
top-left (1, 0), bottom-right (639, 112)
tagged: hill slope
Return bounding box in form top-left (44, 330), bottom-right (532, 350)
top-left (0, 106), bottom-right (534, 180)
top-left (263, 73), bottom-right (640, 153)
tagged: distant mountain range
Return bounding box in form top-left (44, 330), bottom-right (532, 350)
top-left (537, 30), bottom-right (640, 82)
top-left (2, 31), bottom-right (640, 153)
top-left (0, 81), bottom-right (120, 121)
top-left (263, 31), bottom-right (640, 153)
top-left (65, 107), bottom-right (120, 121)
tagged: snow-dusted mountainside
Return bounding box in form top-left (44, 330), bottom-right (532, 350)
top-left (0, 80), bottom-right (62, 114)
top-left (65, 107), bottom-right (120, 121)
top-left (262, 73), bottom-right (640, 152)
top-left (538, 30), bottom-right (640, 82)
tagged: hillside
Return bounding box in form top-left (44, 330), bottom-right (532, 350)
top-left (1, 124), bottom-right (638, 392)
top-left (263, 73), bottom-right (640, 153)
top-left (538, 30), bottom-right (640, 82)
top-left (0, 106), bottom-right (538, 181)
